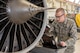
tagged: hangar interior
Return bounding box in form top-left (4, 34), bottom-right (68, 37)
top-left (0, 0), bottom-right (80, 53)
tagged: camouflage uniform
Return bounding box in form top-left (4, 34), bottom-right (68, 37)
top-left (50, 18), bottom-right (77, 53)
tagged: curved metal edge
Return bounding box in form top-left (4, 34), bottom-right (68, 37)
top-left (15, 0), bottom-right (48, 53)
top-left (0, 0), bottom-right (48, 53)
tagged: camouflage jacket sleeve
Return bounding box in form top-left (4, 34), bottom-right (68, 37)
top-left (49, 21), bottom-right (57, 38)
top-left (65, 21), bottom-right (77, 46)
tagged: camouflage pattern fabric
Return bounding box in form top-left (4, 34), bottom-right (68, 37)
top-left (50, 18), bottom-right (77, 53)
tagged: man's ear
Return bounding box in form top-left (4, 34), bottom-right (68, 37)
top-left (64, 14), bottom-right (66, 16)
top-left (64, 14), bottom-right (67, 17)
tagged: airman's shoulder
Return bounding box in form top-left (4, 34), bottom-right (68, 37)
top-left (67, 18), bottom-right (75, 24)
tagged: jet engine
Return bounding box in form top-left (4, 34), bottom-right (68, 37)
top-left (0, 0), bottom-right (49, 53)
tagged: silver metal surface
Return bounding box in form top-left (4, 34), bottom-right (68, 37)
top-left (7, 0), bottom-right (54, 24)
top-left (0, 0), bottom-right (52, 53)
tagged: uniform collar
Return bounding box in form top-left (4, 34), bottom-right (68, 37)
top-left (64, 18), bottom-right (67, 25)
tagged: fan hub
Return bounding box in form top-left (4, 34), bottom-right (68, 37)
top-left (7, 0), bottom-right (41, 24)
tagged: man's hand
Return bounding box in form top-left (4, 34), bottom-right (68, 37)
top-left (59, 41), bottom-right (67, 47)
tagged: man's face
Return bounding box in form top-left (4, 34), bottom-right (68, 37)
top-left (55, 11), bottom-right (65, 23)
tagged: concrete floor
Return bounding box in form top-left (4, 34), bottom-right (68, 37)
top-left (74, 32), bottom-right (80, 53)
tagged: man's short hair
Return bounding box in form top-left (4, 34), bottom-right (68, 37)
top-left (56, 8), bottom-right (65, 14)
